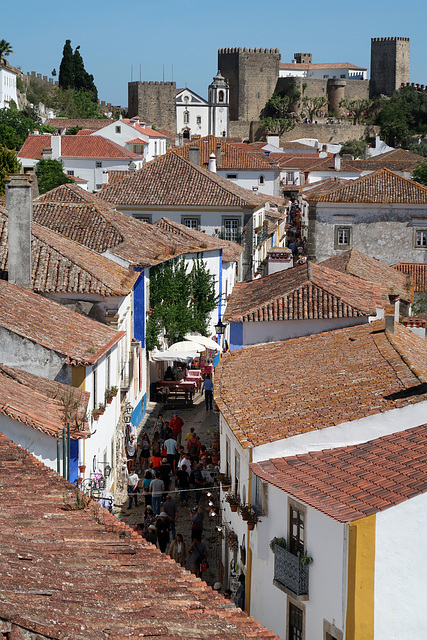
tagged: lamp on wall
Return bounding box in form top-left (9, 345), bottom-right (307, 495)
top-left (214, 318), bottom-right (227, 335)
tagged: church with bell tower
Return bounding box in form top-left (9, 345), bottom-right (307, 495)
top-left (175, 71), bottom-right (229, 141)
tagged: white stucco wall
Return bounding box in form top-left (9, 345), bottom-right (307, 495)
top-left (249, 483), bottom-right (346, 639)
top-left (218, 169), bottom-right (280, 197)
top-left (92, 122), bottom-right (166, 162)
top-left (0, 67), bottom-right (18, 109)
top-left (0, 413), bottom-right (58, 470)
top-left (374, 492), bottom-right (427, 639)
top-left (241, 316), bottom-right (367, 346)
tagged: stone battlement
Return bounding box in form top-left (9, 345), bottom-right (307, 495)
top-left (371, 37), bottom-right (410, 42)
top-left (218, 47), bottom-right (280, 54)
top-left (128, 80), bottom-right (175, 86)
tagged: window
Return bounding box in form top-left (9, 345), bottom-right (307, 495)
top-left (288, 603), bottom-right (304, 640)
top-left (105, 354), bottom-right (111, 391)
top-left (196, 116), bottom-right (201, 125)
top-left (335, 226), bottom-right (352, 249)
top-left (323, 75), bottom-right (329, 79)
top-left (96, 161), bottom-right (102, 168)
top-left (415, 230), bottom-right (427, 247)
top-left (225, 438), bottom-right (231, 477)
top-left (340, 74), bottom-right (346, 79)
top-left (289, 500), bottom-right (305, 556)
top-left (115, 126), bottom-right (121, 134)
top-left (182, 217), bottom-right (200, 230)
top-left (67, 170), bottom-right (74, 176)
top-left (259, 175), bottom-right (265, 185)
top-left (234, 452), bottom-right (240, 496)
top-left (95, 184), bottom-right (103, 190)
top-left (92, 367), bottom-right (97, 411)
top-left (226, 173), bottom-right (237, 180)
top-left (134, 214), bottom-right (152, 223)
top-left (223, 218), bottom-right (239, 242)
top-left (254, 475), bottom-right (268, 515)
top-left (218, 90), bottom-right (224, 103)
top-left (183, 110), bottom-right (189, 124)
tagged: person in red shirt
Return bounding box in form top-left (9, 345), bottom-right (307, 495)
top-left (169, 412), bottom-right (184, 447)
top-left (187, 432), bottom-right (201, 469)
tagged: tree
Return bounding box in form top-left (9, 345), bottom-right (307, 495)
top-left (339, 139), bottom-right (366, 159)
top-left (146, 257), bottom-right (218, 350)
top-left (0, 104), bottom-right (41, 149)
top-left (339, 98), bottom-right (373, 125)
top-left (376, 87), bottom-right (427, 146)
top-left (35, 158), bottom-right (74, 194)
top-left (0, 147), bottom-right (21, 196)
top-left (261, 92), bottom-right (295, 136)
top-left (59, 39), bottom-right (74, 90)
top-left (301, 96), bottom-right (328, 121)
top-left (0, 40), bottom-right (13, 65)
top-left (73, 46), bottom-right (97, 101)
top-left (412, 161), bottom-right (427, 186)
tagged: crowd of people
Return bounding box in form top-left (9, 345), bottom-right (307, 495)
top-left (125, 411), bottom-right (217, 578)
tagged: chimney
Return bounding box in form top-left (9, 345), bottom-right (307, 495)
top-left (385, 312), bottom-right (395, 335)
top-left (5, 174), bottom-right (33, 288)
top-left (208, 152), bottom-right (217, 173)
top-left (334, 154), bottom-right (341, 171)
top-left (364, 145), bottom-right (370, 160)
top-left (266, 134), bottom-right (280, 148)
top-left (216, 142), bottom-right (221, 168)
top-left (42, 146), bottom-right (52, 160)
top-left (50, 135), bottom-right (61, 159)
top-left (188, 145), bottom-right (200, 166)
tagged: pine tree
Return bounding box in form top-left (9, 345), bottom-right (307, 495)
top-left (58, 40), bottom-right (74, 90)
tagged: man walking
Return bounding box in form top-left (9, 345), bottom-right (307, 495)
top-left (169, 412), bottom-right (184, 448)
top-left (149, 471), bottom-right (164, 515)
top-left (201, 374), bottom-right (214, 411)
top-left (127, 470), bottom-right (139, 509)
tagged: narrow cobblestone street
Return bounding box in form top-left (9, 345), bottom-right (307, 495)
top-left (115, 392), bottom-right (223, 588)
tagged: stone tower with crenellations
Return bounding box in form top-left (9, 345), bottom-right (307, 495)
top-left (128, 81), bottom-right (176, 134)
top-left (370, 37), bottom-right (410, 98)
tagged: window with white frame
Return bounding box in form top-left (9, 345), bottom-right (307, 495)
top-left (92, 367), bottom-right (97, 411)
top-left (288, 602), bottom-right (304, 640)
top-left (182, 217), bottom-right (200, 230)
top-left (335, 226), bottom-right (352, 249)
top-left (183, 110), bottom-right (189, 124)
top-left (225, 438), bottom-right (231, 478)
top-left (67, 170), bottom-right (74, 176)
top-left (134, 214), bottom-right (152, 223)
top-left (96, 161), bottom-right (102, 168)
top-left (289, 499), bottom-right (306, 556)
top-left (95, 184), bottom-right (103, 190)
top-left (234, 452), bottom-right (240, 497)
top-left (105, 354), bottom-right (111, 390)
top-left (223, 218), bottom-right (239, 241)
top-left (415, 230), bottom-right (427, 247)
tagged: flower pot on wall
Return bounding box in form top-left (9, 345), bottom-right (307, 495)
top-left (248, 522), bottom-right (255, 531)
top-left (230, 504), bottom-right (238, 513)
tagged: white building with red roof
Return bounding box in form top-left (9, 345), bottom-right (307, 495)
top-left (91, 116), bottom-right (168, 162)
top-left (18, 134), bottom-right (144, 192)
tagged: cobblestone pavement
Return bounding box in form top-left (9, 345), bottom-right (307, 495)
top-left (114, 392), bottom-right (223, 587)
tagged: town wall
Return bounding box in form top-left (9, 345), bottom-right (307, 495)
top-left (128, 81), bottom-right (176, 133)
top-left (370, 37), bottom-right (410, 98)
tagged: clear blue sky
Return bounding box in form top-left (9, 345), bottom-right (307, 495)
top-left (3, 0), bottom-right (427, 108)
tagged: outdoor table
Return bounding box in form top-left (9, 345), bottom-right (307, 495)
top-left (161, 380), bottom-right (196, 404)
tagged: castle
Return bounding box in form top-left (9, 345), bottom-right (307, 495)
top-left (128, 38), bottom-right (410, 141)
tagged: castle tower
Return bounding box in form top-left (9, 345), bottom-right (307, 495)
top-left (218, 47), bottom-right (281, 122)
top-left (370, 37), bottom-right (410, 98)
top-left (128, 81), bottom-right (176, 134)
top-left (208, 71), bottom-right (229, 137)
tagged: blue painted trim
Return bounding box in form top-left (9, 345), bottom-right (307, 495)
top-left (70, 439), bottom-right (79, 484)
top-left (230, 322), bottom-right (243, 351)
top-left (133, 269), bottom-right (145, 346)
top-left (218, 249), bottom-right (223, 321)
top-left (131, 393), bottom-right (146, 428)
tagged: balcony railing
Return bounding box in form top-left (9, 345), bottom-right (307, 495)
top-left (274, 544), bottom-right (309, 596)
top-left (218, 231), bottom-right (243, 244)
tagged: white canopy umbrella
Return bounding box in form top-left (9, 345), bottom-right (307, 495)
top-left (185, 333), bottom-right (222, 353)
top-left (167, 340), bottom-right (206, 354)
top-left (150, 347), bottom-right (194, 363)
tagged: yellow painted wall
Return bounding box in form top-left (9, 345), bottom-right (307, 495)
top-left (345, 514), bottom-right (376, 640)
top-left (71, 366), bottom-right (86, 391)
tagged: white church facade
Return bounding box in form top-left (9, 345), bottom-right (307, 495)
top-left (176, 71), bottom-right (229, 141)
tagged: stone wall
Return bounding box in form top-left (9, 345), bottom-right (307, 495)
top-left (128, 81), bottom-right (176, 133)
top-left (370, 37), bottom-right (410, 98)
top-left (218, 47), bottom-right (280, 122)
top-left (230, 120), bottom-right (378, 144)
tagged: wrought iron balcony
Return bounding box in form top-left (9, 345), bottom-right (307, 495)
top-left (274, 543), bottom-right (309, 597)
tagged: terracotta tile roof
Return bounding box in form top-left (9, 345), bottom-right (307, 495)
top-left (104, 170), bottom-right (133, 186)
top-left (308, 168), bottom-right (427, 203)
top-left (269, 152), bottom-right (324, 170)
top-left (0, 364), bottom-right (89, 438)
top-left (76, 129), bottom-right (96, 136)
top-left (100, 152), bottom-right (267, 208)
top-left (0, 433), bottom-right (278, 640)
top-left (303, 156), bottom-right (359, 173)
top-left (401, 316), bottom-right (427, 329)
top-left (173, 135), bottom-right (278, 170)
top-left (46, 118), bottom-right (114, 130)
top-left (301, 177), bottom-right (349, 196)
top-left (0, 280), bottom-right (124, 366)
top-left (126, 137), bottom-right (149, 145)
top-left (366, 148), bottom-right (426, 163)
top-left (223, 262), bottom-right (389, 323)
top-left (321, 249), bottom-right (413, 303)
top-left (121, 118), bottom-right (168, 138)
top-left (154, 218), bottom-right (242, 263)
top-left (214, 320), bottom-right (427, 448)
top-left (34, 184), bottom-right (240, 268)
top-left (19, 135), bottom-right (142, 160)
top-left (0, 205), bottom-right (138, 296)
top-left (251, 424), bottom-right (427, 522)
top-left (280, 62), bottom-right (366, 71)
top-left (348, 149), bottom-right (426, 173)
top-left (393, 262), bottom-right (427, 292)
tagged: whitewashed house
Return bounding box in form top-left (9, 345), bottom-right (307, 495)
top-left (176, 72), bottom-right (230, 140)
top-left (214, 318), bottom-right (427, 639)
top-left (91, 117), bottom-right (167, 162)
top-left (0, 64), bottom-right (18, 109)
top-left (18, 134), bottom-right (144, 192)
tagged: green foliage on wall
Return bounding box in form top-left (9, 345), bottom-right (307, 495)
top-left (146, 257), bottom-right (218, 351)
top-left (412, 161), bottom-right (427, 186)
top-left (376, 87), bottom-right (427, 146)
top-left (0, 147), bottom-right (21, 196)
top-left (35, 158), bottom-right (74, 194)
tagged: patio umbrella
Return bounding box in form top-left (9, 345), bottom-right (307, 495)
top-left (185, 333), bottom-right (222, 353)
top-left (150, 347), bottom-right (194, 363)
top-left (167, 340), bottom-right (205, 354)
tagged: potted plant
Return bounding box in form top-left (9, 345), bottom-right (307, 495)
top-left (221, 475), bottom-right (231, 491)
top-left (78, 464), bottom-right (86, 474)
top-left (97, 402), bottom-right (106, 416)
top-left (247, 508), bottom-right (260, 531)
top-left (239, 503), bottom-right (251, 521)
top-left (91, 407), bottom-right (101, 421)
top-left (300, 550), bottom-right (313, 566)
top-left (269, 536), bottom-right (286, 553)
top-left (225, 493), bottom-right (240, 512)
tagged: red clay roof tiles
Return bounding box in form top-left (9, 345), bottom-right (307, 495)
top-left (0, 433), bottom-right (277, 640)
top-left (393, 262), bottom-right (427, 292)
top-left (308, 168), bottom-right (427, 203)
top-left (215, 320), bottom-right (427, 448)
top-left (0, 365), bottom-right (89, 438)
top-left (173, 135), bottom-right (277, 170)
top-left (321, 249), bottom-right (413, 303)
top-left (0, 280), bottom-right (124, 365)
top-left (223, 262), bottom-right (389, 322)
top-left (251, 424), bottom-right (427, 522)
top-left (99, 152), bottom-right (267, 208)
top-left (19, 135), bottom-right (142, 160)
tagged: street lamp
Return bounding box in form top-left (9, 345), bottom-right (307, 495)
top-left (214, 318), bottom-right (227, 335)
